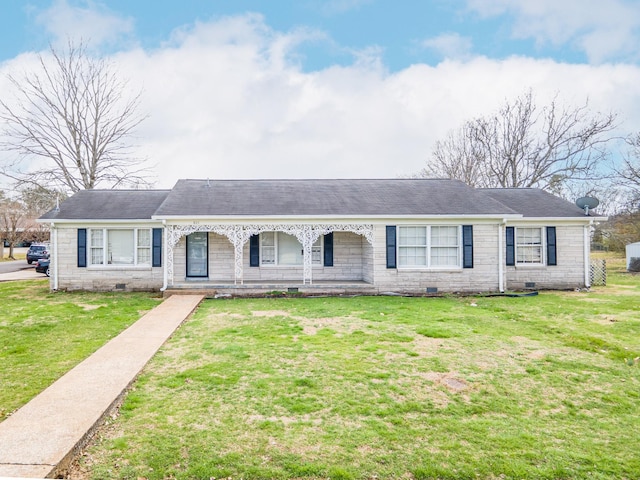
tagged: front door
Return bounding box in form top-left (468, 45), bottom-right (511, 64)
top-left (186, 232), bottom-right (208, 278)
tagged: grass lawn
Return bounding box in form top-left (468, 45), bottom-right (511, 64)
top-left (0, 253), bottom-right (26, 261)
top-left (0, 280), bottom-right (162, 420)
top-left (74, 256), bottom-right (640, 480)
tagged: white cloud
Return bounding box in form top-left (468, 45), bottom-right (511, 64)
top-left (465, 0), bottom-right (640, 63)
top-left (421, 33), bottom-right (473, 60)
top-left (3, 14), bottom-right (640, 191)
top-left (35, 0), bottom-right (135, 50)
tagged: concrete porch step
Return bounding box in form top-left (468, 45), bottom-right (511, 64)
top-left (164, 281), bottom-right (376, 298)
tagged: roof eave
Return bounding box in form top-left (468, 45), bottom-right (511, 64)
top-left (152, 213), bottom-right (524, 221)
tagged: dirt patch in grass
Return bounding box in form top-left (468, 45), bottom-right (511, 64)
top-left (246, 413), bottom-right (324, 426)
top-left (592, 314), bottom-right (621, 325)
top-left (441, 375), bottom-right (469, 392)
top-left (415, 371), bottom-right (470, 392)
top-left (296, 315), bottom-right (367, 335)
top-left (411, 335), bottom-right (446, 356)
top-left (77, 304), bottom-right (105, 311)
top-left (251, 310), bottom-right (290, 317)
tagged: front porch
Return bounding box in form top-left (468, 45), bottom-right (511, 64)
top-left (163, 279), bottom-right (377, 298)
top-left (164, 223), bottom-right (376, 290)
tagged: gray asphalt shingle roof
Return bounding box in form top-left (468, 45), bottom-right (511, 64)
top-left (40, 189), bottom-right (171, 220)
top-left (482, 188), bottom-right (590, 218)
top-left (153, 179), bottom-right (518, 217)
top-left (39, 179), bottom-right (593, 220)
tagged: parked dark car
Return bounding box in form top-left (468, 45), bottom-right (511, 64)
top-left (26, 243), bottom-right (50, 264)
top-left (35, 258), bottom-right (50, 276)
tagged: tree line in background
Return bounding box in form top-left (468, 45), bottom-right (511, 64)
top-left (1, 43), bottom-right (640, 256)
top-left (0, 186), bottom-right (58, 258)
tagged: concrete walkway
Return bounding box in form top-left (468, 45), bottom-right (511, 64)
top-left (0, 294), bottom-right (204, 479)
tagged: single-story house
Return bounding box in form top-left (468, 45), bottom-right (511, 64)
top-left (39, 178), bottom-right (602, 295)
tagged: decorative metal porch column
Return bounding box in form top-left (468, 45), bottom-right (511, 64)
top-left (165, 223), bottom-right (375, 287)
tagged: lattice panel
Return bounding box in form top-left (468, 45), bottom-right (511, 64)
top-left (590, 259), bottom-right (606, 286)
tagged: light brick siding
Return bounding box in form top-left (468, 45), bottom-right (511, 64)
top-left (372, 224), bottom-right (501, 294)
top-left (52, 227), bottom-right (164, 291)
top-left (505, 225), bottom-right (586, 290)
top-left (173, 232), bottom-right (367, 283)
top-left (52, 222), bottom-right (588, 294)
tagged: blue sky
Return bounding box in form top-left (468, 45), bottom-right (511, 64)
top-left (2, 1), bottom-right (640, 188)
top-left (1, 0), bottom-right (618, 68)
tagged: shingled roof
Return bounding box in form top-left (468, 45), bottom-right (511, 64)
top-left (40, 189), bottom-right (171, 220)
top-left (40, 179), bottom-right (594, 220)
top-left (482, 188), bottom-right (590, 218)
top-left (153, 179), bottom-right (518, 217)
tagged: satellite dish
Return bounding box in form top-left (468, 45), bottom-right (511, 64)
top-left (576, 196), bottom-right (599, 215)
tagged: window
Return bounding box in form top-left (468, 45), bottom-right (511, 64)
top-left (260, 232), bottom-right (276, 265)
top-left (516, 227), bottom-right (543, 264)
top-left (88, 228), bottom-right (152, 266)
top-left (398, 226), bottom-right (460, 268)
top-left (431, 226), bottom-right (459, 267)
top-left (137, 229), bottom-right (151, 265)
top-left (398, 227), bottom-right (427, 267)
top-left (90, 229), bottom-right (104, 265)
top-left (260, 232), bottom-right (322, 266)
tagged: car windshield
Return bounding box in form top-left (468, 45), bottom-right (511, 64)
top-left (31, 246), bottom-right (46, 251)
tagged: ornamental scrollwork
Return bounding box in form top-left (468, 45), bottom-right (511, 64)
top-left (166, 223), bottom-right (374, 285)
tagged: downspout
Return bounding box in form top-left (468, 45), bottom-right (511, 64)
top-left (498, 220), bottom-right (505, 293)
top-left (584, 222), bottom-right (591, 288)
top-left (161, 220), bottom-right (168, 292)
top-left (51, 223), bottom-right (58, 291)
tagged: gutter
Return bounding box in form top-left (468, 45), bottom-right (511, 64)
top-left (51, 223), bottom-right (58, 291)
top-left (584, 221), bottom-right (592, 288)
top-left (161, 220), bottom-right (168, 292)
top-left (499, 220), bottom-right (505, 293)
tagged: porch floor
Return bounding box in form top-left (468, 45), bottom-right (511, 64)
top-left (164, 279), bottom-right (376, 298)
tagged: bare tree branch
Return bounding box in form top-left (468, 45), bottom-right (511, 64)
top-left (422, 89), bottom-right (618, 196)
top-left (0, 40), bottom-right (151, 193)
top-left (615, 132), bottom-right (640, 208)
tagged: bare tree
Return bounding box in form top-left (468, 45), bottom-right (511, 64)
top-left (0, 197), bottom-right (28, 260)
top-left (616, 132), bottom-right (640, 206)
top-left (0, 41), bottom-right (150, 193)
top-left (422, 90), bottom-right (618, 195)
top-left (20, 185), bottom-right (67, 218)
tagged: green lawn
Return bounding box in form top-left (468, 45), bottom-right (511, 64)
top-left (0, 280), bottom-right (162, 420)
top-left (75, 261), bottom-right (640, 479)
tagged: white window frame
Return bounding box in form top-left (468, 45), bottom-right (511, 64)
top-left (87, 228), bottom-right (152, 267)
top-left (397, 225), bottom-right (462, 269)
top-left (515, 227), bottom-right (544, 266)
top-left (259, 232), bottom-right (323, 267)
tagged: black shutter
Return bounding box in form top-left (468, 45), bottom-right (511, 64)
top-left (386, 226), bottom-right (397, 269)
top-left (77, 228), bottom-right (87, 268)
top-left (324, 232), bottom-right (333, 267)
top-left (506, 226), bottom-right (515, 266)
top-left (462, 225), bottom-right (473, 268)
top-left (152, 228), bottom-right (162, 267)
top-left (249, 235), bottom-right (260, 267)
top-left (546, 226), bottom-right (557, 266)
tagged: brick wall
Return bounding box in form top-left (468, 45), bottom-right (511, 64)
top-left (53, 222), bottom-right (588, 293)
top-left (53, 227), bottom-right (164, 291)
top-left (371, 224), bottom-right (501, 294)
top-left (172, 232), bottom-right (367, 283)
top-left (505, 225), bottom-right (586, 290)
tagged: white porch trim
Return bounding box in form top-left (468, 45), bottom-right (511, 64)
top-left (165, 223), bottom-right (374, 286)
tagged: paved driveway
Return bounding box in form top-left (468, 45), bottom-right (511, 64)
top-left (0, 259), bottom-right (32, 275)
top-left (0, 263), bottom-right (43, 281)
